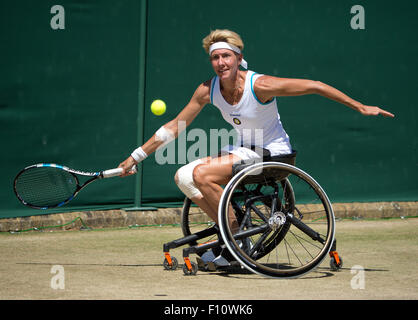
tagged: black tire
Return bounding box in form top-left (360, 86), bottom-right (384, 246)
top-left (183, 262), bottom-right (198, 276)
top-left (163, 257), bottom-right (178, 270)
top-left (218, 162), bottom-right (335, 278)
top-left (330, 256), bottom-right (343, 271)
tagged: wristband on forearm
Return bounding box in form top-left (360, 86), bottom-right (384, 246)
top-left (131, 146), bottom-right (148, 163)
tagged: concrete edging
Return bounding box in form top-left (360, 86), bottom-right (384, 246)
top-left (0, 201), bottom-right (417, 232)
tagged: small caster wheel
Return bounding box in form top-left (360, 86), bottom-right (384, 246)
top-left (183, 262), bottom-right (198, 276)
top-left (163, 257), bottom-right (178, 270)
top-left (330, 256), bottom-right (343, 271)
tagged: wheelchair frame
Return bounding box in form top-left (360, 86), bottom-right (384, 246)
top-left (162, 152), bottom-right (343, 278)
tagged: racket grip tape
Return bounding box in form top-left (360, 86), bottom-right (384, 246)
top-left (102, 168), bottom-right (124, 178)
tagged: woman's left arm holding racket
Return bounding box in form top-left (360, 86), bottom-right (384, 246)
top-left (118, 82), bottom-right (211, 177)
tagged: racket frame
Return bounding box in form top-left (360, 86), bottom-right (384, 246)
top-left (13, 163), bottom-right (122, 209)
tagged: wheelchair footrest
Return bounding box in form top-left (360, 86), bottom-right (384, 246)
top-left (196, 257), bottom-right (217, 272)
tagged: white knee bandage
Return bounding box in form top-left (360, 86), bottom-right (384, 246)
top-left (175, 159), bottom-right (203, 199)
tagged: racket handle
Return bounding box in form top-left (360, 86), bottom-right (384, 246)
top-left (102, 168), bottom-right (124, 178)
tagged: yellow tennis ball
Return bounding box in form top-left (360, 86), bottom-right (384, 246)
top-left (151, 99), bottom-right (166, 116)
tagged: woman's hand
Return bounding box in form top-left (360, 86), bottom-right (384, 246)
top-left (118, 156), bottom-right (138, 177)
top-left (357, 105), bottom-right (395, 118)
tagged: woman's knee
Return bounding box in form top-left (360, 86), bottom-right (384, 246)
top-left (174, 159), bottom-right (203, 199)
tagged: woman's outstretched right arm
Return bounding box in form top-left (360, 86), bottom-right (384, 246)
top-left (118, 81), bottom-right (211, 176)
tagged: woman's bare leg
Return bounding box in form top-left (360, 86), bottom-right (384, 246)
top-left (191, 153), bottom-right (241, 232)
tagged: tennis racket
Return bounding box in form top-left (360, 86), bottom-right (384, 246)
top-left (13, 163), bottom-right (133, 209)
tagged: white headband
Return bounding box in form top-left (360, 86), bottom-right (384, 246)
top-left (209, 41), bottom-right (248, 69)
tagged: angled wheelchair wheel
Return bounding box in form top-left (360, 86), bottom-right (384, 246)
top-left (218, 162), bottom-right (335, 278)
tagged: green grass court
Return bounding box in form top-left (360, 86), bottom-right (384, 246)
top-left (1, 217), bottom-right (417, 300)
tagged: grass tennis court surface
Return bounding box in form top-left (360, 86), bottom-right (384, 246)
top-left (1, 218), bottom-right (417, 300)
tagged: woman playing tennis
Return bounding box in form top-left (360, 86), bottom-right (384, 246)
top-left (118, 29), bottom-right (394, 264)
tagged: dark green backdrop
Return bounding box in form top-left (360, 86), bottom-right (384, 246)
top-left (1, 0), bottom-right (416, 218)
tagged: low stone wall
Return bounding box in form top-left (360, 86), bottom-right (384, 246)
top-left (0, 201), bottom-right (416, 232)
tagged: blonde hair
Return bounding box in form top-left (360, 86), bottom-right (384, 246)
top-left (202, 29), bottom-right (244, 54)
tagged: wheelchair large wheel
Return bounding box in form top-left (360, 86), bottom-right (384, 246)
top-left (218, 162), bottom-right (335, 278)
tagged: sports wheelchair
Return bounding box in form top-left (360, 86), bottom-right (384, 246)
top-left (162, 151), bottom-right (342, 278)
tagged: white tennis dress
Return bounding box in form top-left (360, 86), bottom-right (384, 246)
top-left (210, 70), bottom-right (292, 160)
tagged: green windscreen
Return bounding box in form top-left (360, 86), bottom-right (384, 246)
top-left (1, 0), bottom-right (416, 218)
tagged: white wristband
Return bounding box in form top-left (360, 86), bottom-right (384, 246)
top-left (131, 147), bottom-right (148, 163)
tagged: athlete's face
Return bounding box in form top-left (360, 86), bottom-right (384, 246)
top-left (210, 49), bottom-right (241, 79)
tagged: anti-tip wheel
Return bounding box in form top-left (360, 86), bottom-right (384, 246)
top-left (330, 256), bottom-right (343, 271)
top-left (183, 262), bottom-right (198, 276)
top-left (163, 257), bottom-right (178, 270)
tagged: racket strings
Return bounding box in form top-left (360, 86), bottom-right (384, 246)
top-left (15, 167), bottom-right (78, 207)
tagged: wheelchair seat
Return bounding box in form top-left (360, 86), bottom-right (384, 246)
top-left (231, 150), bottom-right (297, 183)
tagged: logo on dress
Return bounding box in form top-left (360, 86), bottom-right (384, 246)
top-left (233, 118), bottom-right (241, 125)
